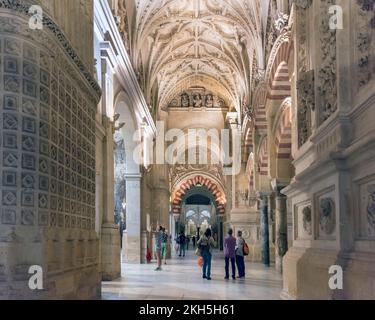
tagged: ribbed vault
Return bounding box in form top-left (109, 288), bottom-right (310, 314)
top-left (132, 0), bottom-right (263, 113)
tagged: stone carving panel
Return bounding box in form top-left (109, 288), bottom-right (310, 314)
top-left (359, 180), bottom-right (375, 238)
top-left (294, 201), bottom-right (313, 240)
top-left (355, 0), bottom-right (375, 90)
top-left (168, 87), bottom-right (228, 109)
top-left (319, 198), bottom-right (336, 236)
top-left (297, 70), bottom-right (314, 147)
top-left (302, 206), bottom-right (312, 236)
top-left (318, 0), bottom-right (338, 124)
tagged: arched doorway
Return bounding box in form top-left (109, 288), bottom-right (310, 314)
top-left (171, 174), bottom-right (226, 250)
top-left (114, 91), bottom-right (143, 264)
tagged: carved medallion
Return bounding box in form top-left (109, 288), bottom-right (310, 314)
top-left (319, 198), bottom-right (336, 235)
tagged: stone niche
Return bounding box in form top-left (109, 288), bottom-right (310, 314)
top-left (0, 5), bottom-right (100, 299)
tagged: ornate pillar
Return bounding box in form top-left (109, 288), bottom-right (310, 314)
top-left (258, 193), bottom-right (270, 266)
top-left (275, 191), bottom-right (288, 273)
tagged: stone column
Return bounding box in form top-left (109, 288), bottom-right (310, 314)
top-left (258, 193), bottom-right (270, 266)
top-left (123, 174), bottom-right (142, 263)
top-left (100, 118), bottom-right (121, 280)
top-left (275, 193), bottom-right (288, 273)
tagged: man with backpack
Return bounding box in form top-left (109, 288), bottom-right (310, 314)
top-left (235, 230), bottom-right (247, 278)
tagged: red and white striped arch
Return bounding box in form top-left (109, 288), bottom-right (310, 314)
top-left (253, 85), bottom-right (267, 133)
top-left (274, 99), bottom-right (292, 160)
top-left (268, 61), bottom-right (291, 101)
top-left (265, 31), bottom-right (293, 102)
top-left (258, 137), bottom-right (269, 177)
top-left (171, 175), bottom-right (226, 215)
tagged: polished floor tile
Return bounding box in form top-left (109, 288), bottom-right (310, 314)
top-left (102, 249), bottom-right (283, 300)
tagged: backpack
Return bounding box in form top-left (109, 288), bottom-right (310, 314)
top-left (243, 242), bottom-right (250, 256)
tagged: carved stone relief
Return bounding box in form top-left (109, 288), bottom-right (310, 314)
top-left (297, 70), bottom-right (314, 146)
top-left (302, 206), bottom-right (312, 236)
top-left (356, 0), bottom-right (375, 90)
top-left (319, 198), bottom-right (336, 236)
top-left (168, 88), bottom-right (227, 109)
top-left (318, 0), bottom-right (338, 124)
top-left (367, 184), bottom-right (375, 232)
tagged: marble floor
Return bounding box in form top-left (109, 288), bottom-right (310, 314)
top-left (102, 249), bottom-right (283, 300)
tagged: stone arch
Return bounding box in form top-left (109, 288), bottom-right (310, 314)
top-left (114, 91), bottom-right (141, 175)
top-left (253, 84), bottom-right (268, 133)
top-left (265, 31), bottom-right (293, 92)
top-left (273, 98), bottom-right (293, 180)
top-left (257, 136), bottom-right (269, 177)
top-left (114, 91), bottom-right (143, 263)
top-left (172, 175), bottom-right (226, 216)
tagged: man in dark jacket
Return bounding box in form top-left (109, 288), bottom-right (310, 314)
top-left (178, 232), bottom-right (186, 257)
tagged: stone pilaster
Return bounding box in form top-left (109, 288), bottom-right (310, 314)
top-left (275, 193), bottom-right (288, 273)
top-left (123, 174), bottom-right (142, 263)
top-left (258, 193), bottom-right (271, 266)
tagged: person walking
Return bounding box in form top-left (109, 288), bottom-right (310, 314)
top-left (154, 226), bottom-right (163, 271)
top-left (192, 235), bottom-right (196, 248)
top-left (178, 232), bottom-right (186, 257)
top-left (236, 230), bottom-right (246, 278)
top-left (197, 228), bottom-right (216, 280)
top-left (161, 228), bottom-right (168, 265)
top-left (224, 229), bottom-right (237, 280)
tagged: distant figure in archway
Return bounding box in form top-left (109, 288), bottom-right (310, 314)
top-left (178, 232), bottom-right (186, 257)
top-left (197, 228), bottom-right (216, 280)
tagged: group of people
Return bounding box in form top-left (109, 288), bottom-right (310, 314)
top-left (223, 229), bottom-right (246, 280)
top-left (154, 226), bottom-right (246, 281)
top-left (196, 228), bottom-right (246, 280)
top-left (175, 233), bottom-right (198, 257)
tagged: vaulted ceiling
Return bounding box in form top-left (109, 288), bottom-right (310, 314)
top-left (130, 0), bottom-right (266, 114)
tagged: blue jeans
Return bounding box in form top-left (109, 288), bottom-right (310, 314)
top-left (236, 255), bottom-right (245, 277)
top-left (225, 257), bottom-right (236, 278)
top-left (202, 250), bottom-right (212, 278)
